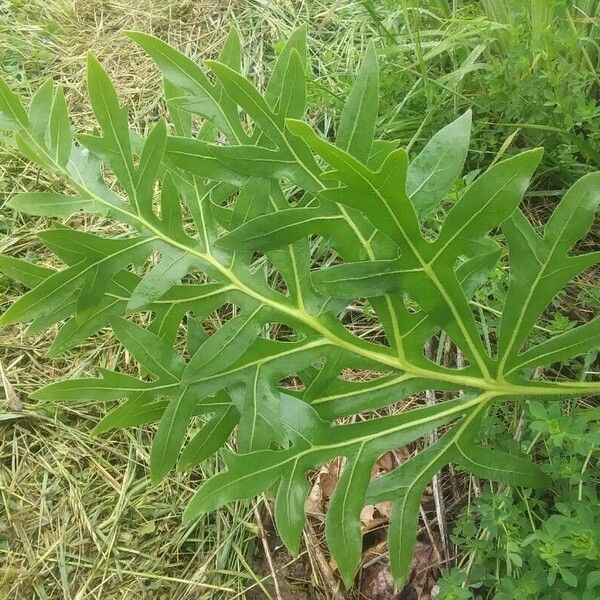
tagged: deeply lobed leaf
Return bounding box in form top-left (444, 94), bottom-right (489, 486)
top-left (1, 28), bottom-right (599, 588)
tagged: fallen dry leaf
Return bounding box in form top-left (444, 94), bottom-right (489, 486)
top-left (0, 361), bottom-right (22, 412)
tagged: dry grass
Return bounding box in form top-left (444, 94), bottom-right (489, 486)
top-left (1, 0), bottom-right (238, 124)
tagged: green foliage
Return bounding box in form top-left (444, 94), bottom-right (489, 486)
top-left (437, 401), bottom-right (600, 600)
top-left (352, 0), bottom-right (600, 186)
top-left (0, 28), bottom-right (599, 588)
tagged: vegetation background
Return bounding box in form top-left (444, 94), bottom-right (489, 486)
top-left (0, 0), bottom-right (598, 598)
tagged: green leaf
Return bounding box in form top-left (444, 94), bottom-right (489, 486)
top-left (453, 443), bottom-right (550, 487)
top-left (29, 230), bottom-right (152, 314)
top-left (3, 35), bottom-right (600, 589)
top-left (369, 432), bottom-right (453, 584)
top-left (451, 412), bottom-right (550, 488)
top-left (127, 31), bottom-right (248, 143)
top-left (93, 388), bottom-right (228, 436)
top-left (0, 264), bottom-right (86, 326)
top-left (514, 315), bottom-right (600, 371)
top-left (28, 79), bottom-right (54, 140)
top-left (112, 318), bottom-right (185, 382)
top-left (0, 74), bottom-right (29, 129)
top-left (310, 373), bottom-right (456, 420)
top-left (93, 393), bottom-right (168, 434)
top-left (159, 173), bottom-right (184, 237)
top-left (166, 137), bottom-right (310, 187)
top-left (312, 257), bottom-right (411, 298)
top-left (275, 49), bottom-right (306, 122)
top-left (218, 28), bottom-right (242, 73)
top-left (234, 366), bottom-right (287, 453)
top-left (182, 305), bottom-right (265, 384)
top-left (499, 172), bottom-right (600, 376)
top-left (434, 149), bottom-right (543, 256)
top-left (184, 396), bottom-right (476, 524)
top-left (178, 404), bottom-right (239, 470)
top-left (336, 43), bottom-right (378, 162)
top-left (286, 119), bottom-right (420, 249)
top-left (48, 85), bottom-right (72, 167)
top-left (218, 204), bottom-right (343, 251)
top-left (0, 255), bottom-right (52, 287)
top-left (406, 110), bottom-right (471, 217)
top-left (31, 369), bottom-right (156, 402)
top-left (7, 192), bottom-right (102, 217)
top-left (135, 119), bottom-right (167, 218)
top-left (128, 247), bottom-right (195, 311)
top-left (164, 79), bottom-right (191, 137)
top-left (206, 59), bottom-right (287, 147)
top-left (265, 25), bottom-right (307, 109)
top-left (326, 444), bottom-right (373, 586)
top-left (86, 54), bottom-right (137, 201)
top-left (151, 387), bottom-right (198, 484)
top-left (47, 295), bottom-right (126, 355)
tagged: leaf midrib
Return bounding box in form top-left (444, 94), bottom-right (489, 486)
top-left (302, 132), bottom-right (492, 378)
top-left (498, 225), bottom-right (567, 375)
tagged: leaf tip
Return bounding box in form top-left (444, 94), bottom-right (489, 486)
top-left (294, 23), bottom-right (308, 35)
top-left (364, 41), bottom-right (378, 61)
top-left (89, 424), bottom-right (102, 437)
top-left (150, 464), bottom-right (167, 486)
top-left (3, 196), bottom-right (16, 211)
top-left (28, 388), bottom-right (44, 401)
top-left (284, 538), bottom-right (301, 558)
top-left (204, 59), bottom-right (224, 74)
top-left (123, 29), bottom-right (142, 40)
top-left (339, 569), bottom-right (357, 590)
top-left (223, 27), bottom-right (241, 46)
top-left (125, 30), bottom-right (159, 49)
top-left (459, 108), bottom-right (473, 132)
top-left (86, 52), bottom-right (101, 71)
top-left (182, 502), bottom-right (202, 525)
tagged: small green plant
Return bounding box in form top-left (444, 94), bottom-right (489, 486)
top-left (438, 401), bottom-right (600, 600)
top-left (0, 28), bottom-right (598, 587)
